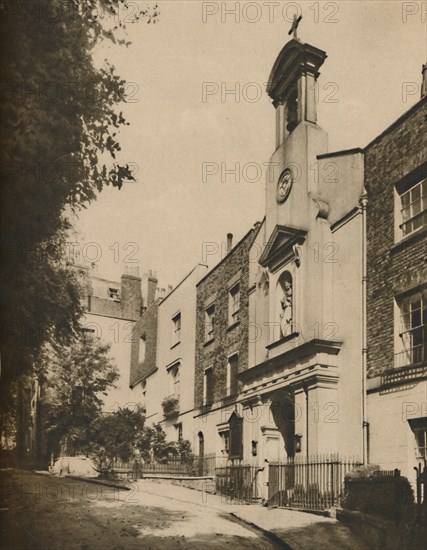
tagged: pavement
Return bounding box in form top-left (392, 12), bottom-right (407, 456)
top-left (137, 479), bottom-right (370, 550)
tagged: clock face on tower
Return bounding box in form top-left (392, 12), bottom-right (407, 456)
top-left (276, 168), bottom-right (293, 203)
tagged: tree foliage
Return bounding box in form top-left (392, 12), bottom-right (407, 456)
top-left (89, 407), bottom-right (146, 466)
top-left (41, 332), bottom-right (119, 455)
top-left (0, 1), bottom-right (159, 383)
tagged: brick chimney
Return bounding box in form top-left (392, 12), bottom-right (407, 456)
top-left (422, 63), bottom-right (427, 98)
top-left (146, 270), bottom-right (158, 308)
top-left (120, 272), bottom-right (142, 320)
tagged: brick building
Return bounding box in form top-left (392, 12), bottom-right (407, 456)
top-left (192, 228), bottom-right (261, 460)
top-left (129, 270), bottom-right (160, 404)
top-left (365, 90), bottom-right (427, 482)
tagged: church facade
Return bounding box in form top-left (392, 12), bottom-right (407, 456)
top-left (237, 38), bottom-right (366, 468)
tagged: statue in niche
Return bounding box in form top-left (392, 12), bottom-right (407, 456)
top-left (279, 280), bottom-right (293, 337)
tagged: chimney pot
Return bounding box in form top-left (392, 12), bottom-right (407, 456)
top-left (422, 63), bottom-right (427, 98)
top-left (227, 233), bottom-right (233, 253)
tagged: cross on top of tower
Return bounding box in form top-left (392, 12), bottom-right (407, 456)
top-left (288, 14), bottom-right (302, 38)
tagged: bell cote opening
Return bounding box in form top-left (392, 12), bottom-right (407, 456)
top-left (267, 38), bottom-right (327, 148)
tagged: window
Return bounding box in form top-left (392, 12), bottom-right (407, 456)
top-left (229, 412), bottom-right (243, 460)
top-left (228, 283), bottom-right (240, 325)
top-left (400, 178), bottom-right (427, 237)
top-left (169, 364), bottom-right (180, 397)
top-left (198, 432), bottom-right (204, 458)
top-left (203, 367), bottom-right (214, 405)
top-left (138, 336), bottom-right (146, 363)
top-left (205, 303), bottom-right (215, 342)
top-left (175, 423), bottom-right (183, 442)
top-left (396, 289), bottom-right (427, 368)
top-left (226, 354), bottom-right (239, 396)
top-left (108, 287), bottom-right (120, 301)
top-left (220, 431), bottom-right (230, 456)
top-left (415, 428), bottom-right (427, 461)
top-left (172, 312), bottom-right (181, 346)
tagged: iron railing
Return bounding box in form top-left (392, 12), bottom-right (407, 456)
top-left (108, 454), bottom-right (226, 478)
top-left (215, 464), bottom-right (264, 503)
top-left (268, 454), bottom-right (361, 510)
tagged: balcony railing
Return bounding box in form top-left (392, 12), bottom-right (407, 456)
top-left (395, 344), bottom-right (426, 369)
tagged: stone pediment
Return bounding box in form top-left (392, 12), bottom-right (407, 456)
top-left (259, 225), bottom-right (306, 272)
top-left (267, 39), bottom-right (327, 105)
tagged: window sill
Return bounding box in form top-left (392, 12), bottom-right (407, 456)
top-left (390, 225), bottom-right (427, 254)
top-left (204, 338), bottom-right (215, 347)
top-left (226, 320), bottom-right (240, 332)
top-left (170, 341), bottom-right (181, 350)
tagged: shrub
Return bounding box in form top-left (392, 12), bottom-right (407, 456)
top-left (161, 396), bottom-right (179, 415)
top-left (343, 470), bottom-right (414, 519)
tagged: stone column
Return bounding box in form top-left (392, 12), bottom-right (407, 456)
top-left (275, 102), bottom-right (286, 148)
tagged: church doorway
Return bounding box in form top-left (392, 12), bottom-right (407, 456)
top-left (269, 390), bottom-right (296, 459)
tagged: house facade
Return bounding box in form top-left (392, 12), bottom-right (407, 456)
top-left (365, 93), bottom-right (427, 483)
top-left (130, 265), bottom-right (208, 444)
top-left (192, 228), bottom-right (260, 461)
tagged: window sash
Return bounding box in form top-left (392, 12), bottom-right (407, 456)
top-left (415, 428), bottom-right (427, 460)
top-left (229, 285), bottom-right (240, 323)
top-left (172, 314), bottom-right (181, 344)
top-left (205, 306), bottom-right (215, 341)
top-left (397, 291), bottom-right (427, 367)
top-left (204, 368), bottom-right (214, 404)
top-left (400, 179), bottom-right (427, 236)
top-left (226, 355), bottom-right (239, 396)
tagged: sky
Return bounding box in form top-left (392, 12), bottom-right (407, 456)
top-left (75, 0), bottom-right (427, 289)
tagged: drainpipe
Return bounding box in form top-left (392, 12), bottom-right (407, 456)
top-left (303, 384), bottom-right (309, 460)
top-left (361, 192), bottom-right (369, 464)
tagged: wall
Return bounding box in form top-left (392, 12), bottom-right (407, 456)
top-left (129, 299), bottom-right (159, 390)
top-left (83, 312), bottom-right (135, 412)
top-left (365, 97), bottom-right (427, 379)
top-left (368, 382), bottom-right (427, 483)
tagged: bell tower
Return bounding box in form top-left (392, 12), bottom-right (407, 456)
top-left (264, 30), bottom-right (329, 238)
top-left (267, 34), bottom-right (327, 149)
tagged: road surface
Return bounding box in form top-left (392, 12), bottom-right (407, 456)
top-left (0, 469), bottom-right (286, 549)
